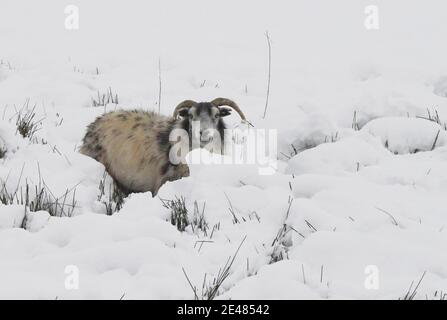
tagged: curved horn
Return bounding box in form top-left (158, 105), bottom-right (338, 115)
top-left (173, 100), bottom-right (197, 118)
top-left (210, 98), bottom-right (246, 121)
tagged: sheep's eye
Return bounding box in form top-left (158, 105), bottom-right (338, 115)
top-left (215, 114), bottom-right (220, 119)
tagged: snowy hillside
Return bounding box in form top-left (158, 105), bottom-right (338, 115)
top-left (1, 0), bottom-right (447, 299)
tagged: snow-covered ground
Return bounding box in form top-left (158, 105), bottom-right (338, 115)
top-left (1, 0), bottom-right (447, 299)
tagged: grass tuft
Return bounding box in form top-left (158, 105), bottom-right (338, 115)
top-left (430, 290), bottom-right (447, 300)
top-left (269, 196), bottom-right (295, 263)
top-left (13, 100), bottom-right (44, 140)
top-left (0, 164), bottom-right (78, 217)
top-left (97, 171), bottom-right (126, 215)
top-left (92, 87), bottom-right (119, 107)
top-left (161, 196), bottom-right (189, 232)
top-left (400, 271), bottom-right (427, 300)
top-left (352, 110), bottom-right (360, 131)
top-left (183, 235), bottom-right (247, 300)
top-left (160, 196), bottom-right (217, 238)
top-left (191, 200), bottom-right (208, 235)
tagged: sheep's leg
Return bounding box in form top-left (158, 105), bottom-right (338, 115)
top-left (111, 179), bottom-right (130, 209)
top-left (152, 163), bottom-right (190, 196)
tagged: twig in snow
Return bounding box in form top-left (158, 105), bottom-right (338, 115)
top-left (182, 267), bottom-right (199, 300)
top-left (262, 31), bottom-right (272, 119)
top-left (224, 192), bottom-right (239, 224)
top-left (431, 130), bottom-right (441, 151)
top-left (352, 110), bottom-right (360, 131)
top-left (320, 265), bottom-right (324, 283)
top-left (305, 219), bottom-right (317, 232)
top-left (375, 206), bottom-right (399, 226)
top-left (301, 264), bottom-right (306, 284)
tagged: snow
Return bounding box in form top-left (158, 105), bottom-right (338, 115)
top-left (0, 120), bottom-right (25, 157)
top-left (0, 205), bottom-right (25, 229)
top-left (286, 133), bottom-right (390, 176)
top-left (361, 117), bottom-right (447, 154)
top-left (1, 0), bottom-right (447, 300)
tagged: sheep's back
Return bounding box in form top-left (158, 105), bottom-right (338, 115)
top-left (80, 110), bottom-right (173, 193)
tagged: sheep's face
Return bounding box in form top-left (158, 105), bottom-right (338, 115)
top-left (177, 102), bottom-right (231, 148)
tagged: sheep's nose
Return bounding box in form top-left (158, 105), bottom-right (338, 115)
top-left (200, 130), bottom-right (213, 142)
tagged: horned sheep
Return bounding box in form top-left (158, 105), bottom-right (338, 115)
top-left (80, 98), bottom-right (246, 195)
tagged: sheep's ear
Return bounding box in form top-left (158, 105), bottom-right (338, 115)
top-left (178, 108), bottom-right (189, 118)
top-left (219, 107), bottom-right (232, 117)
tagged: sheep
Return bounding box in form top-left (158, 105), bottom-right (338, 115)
top-left (80, 98), bottom-right (247, 195)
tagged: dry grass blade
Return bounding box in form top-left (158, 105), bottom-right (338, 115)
top-left (375, 206), bottom-right (399, 226)
top-left (182, 267), bottom-right (199, 300)
top-left (224, 192), bottom-right (239, 224)
top-left (431, 130), bottom-right (441, 151)
top-left (262, 31), bottom-right (272, 119)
